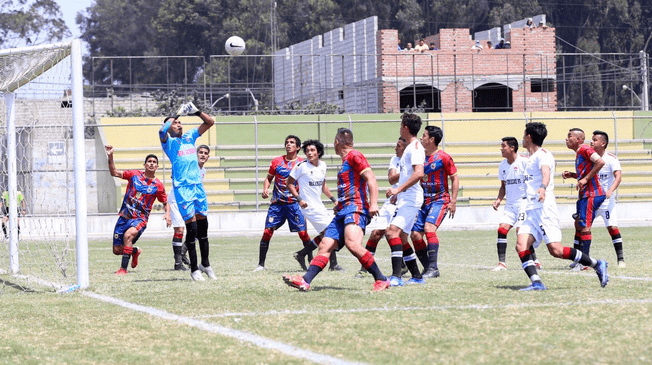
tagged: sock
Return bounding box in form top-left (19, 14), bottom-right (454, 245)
top-left (518, 249), bottom-right (541, 283)
top-left (497, 227), bottom-right (508, 263)
top-left (172, 232), bottom-right (183, 265)
top-left (388, 237), bottom-right (403, 277)
top-left (2, 223), bottom-right (5, 237)
top-left (197, 219), bottom-right (210, 267)
top-left (359, 251), bottom-right (386, 281)
top-left (185, 221), bottom-right (199, 271)
top-left (304, 255), bottom-right (329, 283)
top-left (608, 227), bottom-right (624, 261)
top-left (562, 247), bottom-right (597, 268)
top-left (530, 246), bottom-right (538, 261)
top-left (121, 246), bottom-right (133, 270)
top-left (412, 238), bottom-right (429, 268)
top-left (258, 228), bottom-right (273, 267)
top-left (425, 232), bottom-right (439, 269)
top-left (365, 237), bottom-right (379, 254)
top-left (329, 251), bottom-right (339, 268)
top-left (402, 244), bottom-right (422, 279)
top-left (573, 232), bottom-right (581, 250)
top-left (579, 233), bottom-right (592, 256)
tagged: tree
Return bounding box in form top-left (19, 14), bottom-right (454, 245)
top-left (0, 0), bottom-right (69, 49)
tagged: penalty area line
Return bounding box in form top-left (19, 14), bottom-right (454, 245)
top-left (82, 291), bottom-right (366, 365)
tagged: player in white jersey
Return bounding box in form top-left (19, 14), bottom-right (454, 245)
top-left (385, 113), bottom-right (426, 286)
top-left (491, 137), bottom-right (540, 271)
top-left (169, 145), bottom-right (210, 272)
top-left (356, 137), bottom-right (407, 278)
top-left (287, 139), bottom-right (342, 271)
top-left (516, 122), bottom-right (608, 290)
top-left (591, 130), bottom-right (625, 267)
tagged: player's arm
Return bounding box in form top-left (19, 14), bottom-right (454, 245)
top-left (362, 168), bottom-right (379, 217)
top-left (493, 181), bottom-right (506, 210)
top-left (159, 118), bottom-right (172, 143)
top-left (262, 174), bottom-right (274, 199)
top-left (577, 153), bottom-right (605, 190)
top-left (607, 170), bottom-right (622, 199)
top-left (561, 170), bottom-right (577, 179)
top-left (197, 111), bottom-right (215, 136)
top-left (538, 165), bottom-right (551, 202)
top-left (286, 176), bottom-right (307, 208)
top-left (105, 145), bottom-right (123, 179)
top-left (387, 164), bottom-right (424, 198)
top-left (163, 201), bottom-right (171, 228)
top-left (448, 173), bottom-right (459, 218)
top-left (388, 167), bottom-right (400, 185)
top-left (21, 198), bottom-right (26, 215)
top-left (322, 180), bottom-right (337, 203)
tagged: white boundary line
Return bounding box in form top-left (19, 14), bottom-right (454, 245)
top-left (82, 291), bottom-right (367, 365)
top-left (197, 297), bottom-right (652, 319)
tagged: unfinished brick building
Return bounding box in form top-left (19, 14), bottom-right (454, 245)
top-left (273, 16), bottom-right (557, 113)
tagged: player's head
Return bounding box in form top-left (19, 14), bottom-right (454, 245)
top-left (565, 128), bottom-right (585, 149)
top-left (501, 137), bottom-right (518, 158)
top-left (524, 122), bottom-right (547, 147)
top-left (395, 137), bottom-right (407, 157)
top-left (592, 130), bottom-right (609, 150)
top-left (334, 128), bottom-right (354, 154)
top-left (302, 139), bottom-right (324, 159)
top-left (285, 135), bottom-right (301, 154)
top-left (143, 154), bottom-right (159, 173)
top-left (401, 113), bottom-right (422, 137)
top-left (423, 125), bottom-right (443, 147)
top-left (163, 116), bottom-right (183, 137)
top-left (197, 145), bottom-right (210, 166)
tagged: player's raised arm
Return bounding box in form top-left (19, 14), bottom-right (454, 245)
top-left (105, 145), bottom-right (123, 179)
top-left (159, 117), bottom-right (173, 143)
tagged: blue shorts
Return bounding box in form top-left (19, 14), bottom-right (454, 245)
top-left (575, 195), bottom-right (606, 229)
top-left (113, 216), bottom-right (147, 246)
top-left (323, 205), bottom-right (369, 250)
top-left (175, 183), bottom-right (208, 221)
top-left (265, 202), bottom-right (307, 232)
top-left (412, 201), bottom-right (448, 232)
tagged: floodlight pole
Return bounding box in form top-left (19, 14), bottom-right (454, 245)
top-left (623, 85), bottom-right (643, 111)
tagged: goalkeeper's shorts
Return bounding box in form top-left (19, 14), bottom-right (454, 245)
top-left (174, 183), bottom-right (208, 221)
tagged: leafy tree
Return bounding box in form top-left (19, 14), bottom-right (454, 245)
top-left (0, 0), bottom-right (69, 48)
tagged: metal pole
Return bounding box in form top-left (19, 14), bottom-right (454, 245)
top-left (5, 93), bottom-right (18, 274)
top-left (254, 116), bottom-right (259, 210)
top-left (640, 50), bottom-right (649, 111)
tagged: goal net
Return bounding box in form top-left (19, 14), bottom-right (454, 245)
top-left (0, 40), bottom-right (88, 293)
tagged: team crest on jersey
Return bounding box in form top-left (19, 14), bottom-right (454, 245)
top-left (268, 217), bottom-right (274, 223)
top-left (431, 163), bottom-right (437, 169)
top-left (114, 233), bottom-right (119, 239)
top-left (422, 175), bottom-right (428, 182)
top-left (147, 187), bottom-right (153, 193)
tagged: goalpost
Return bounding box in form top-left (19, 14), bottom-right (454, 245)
top-left (0, 39), bottom-right (88, 292)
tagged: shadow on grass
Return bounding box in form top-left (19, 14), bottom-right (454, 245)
top-left (133, 278), bottom-right (190, 283)
top-left (0, 278), bottom-right (38, 292)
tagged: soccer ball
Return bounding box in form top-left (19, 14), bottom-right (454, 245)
top-left (225, 36), bottom-right (245, 56)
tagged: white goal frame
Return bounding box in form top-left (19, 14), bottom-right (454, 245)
top-left (0, 39), bottom-right (88, 290)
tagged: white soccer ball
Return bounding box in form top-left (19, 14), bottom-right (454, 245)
top-left (225, 36), bottom-right (245, 56)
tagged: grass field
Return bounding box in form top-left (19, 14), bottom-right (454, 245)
top-left (2, 226), bottom-right (652, 364)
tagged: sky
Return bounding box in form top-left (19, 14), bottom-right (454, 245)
top-left (55, 0), bottom-right (93, 39)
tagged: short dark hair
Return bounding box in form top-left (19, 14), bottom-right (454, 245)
top-left (163, 116), bottom-right (176, 123)
top-left (569, 127), bottom-right (584, 134)
top-left (336, 128), bottom-right (354, 146)
top-left (285, 135), bottom-right (301, 147)
top-left (525, 122), bottom-right (547, 147)
top-left (424, 125), bottom-right (443, 146)
top-left (302, 139), bottom-right (325, 158)
top-left (501, 137), bottom-right (518, 153)
top-left (144, 154), bottom-right (158, 164)
top-left (197, 144), bottom-right (210, 154)
top-left (593, 130), bottom-right (609, 148)
top-left (401, 113), bottom-right (422, 136)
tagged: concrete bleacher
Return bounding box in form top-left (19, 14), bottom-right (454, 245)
top-left (98, 111), bottom-right (652, 213)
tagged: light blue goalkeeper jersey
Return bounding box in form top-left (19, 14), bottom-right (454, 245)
top-left (161, 127), bottom-right (202, 187)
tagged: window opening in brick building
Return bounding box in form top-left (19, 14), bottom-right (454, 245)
top-left (473, 83), bottom-right (513, 112)
top-left (531, 78), bottom-right (555, 93)
top-left (400, 84), bottom-right (441, 112)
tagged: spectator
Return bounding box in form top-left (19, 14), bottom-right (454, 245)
top-left (471, 40), bottom-right (483, 51)
top-left (487, 40), bottom-right (492, 49)
top-left (415, 38), bottom-right (429, 53)
top-left (495, 38), bottom-right (505, 49)
top-left (539, 20), bottom-right (546, 28)
top-left (505, 41), bottom-right (511, 49)
top-left (429, 42), bottom-right (437, 51)
top-left (405, 42), bottom-right (414, 51)
top-left (525, 18), bottom-right (534, 28)
top-left (398, 39), bottom-right (402, 51)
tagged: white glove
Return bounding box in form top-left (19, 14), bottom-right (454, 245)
top-left (176, 102), bottom-right (200, 116)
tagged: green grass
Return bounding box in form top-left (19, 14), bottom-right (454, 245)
top-left (2, 226), bottom-right (652, 364)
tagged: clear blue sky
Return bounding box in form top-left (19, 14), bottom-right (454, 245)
top-left (55, 0), bottom-right (93, 38)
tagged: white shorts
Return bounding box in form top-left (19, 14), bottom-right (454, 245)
top-left (388, 199), bottom-right (420, 233)
top-left (596, 198), bottom-right (618, 227)
top-left (500, 203), bottom-right (524, 227)
top-left (169, 200), bottom-right (185, 228)
top-left (301, 205), bottom-right (334, 233)
top-left (373, 201), bottom-right (397, 230)
top-left (519, 205), bottom-right (562, 248)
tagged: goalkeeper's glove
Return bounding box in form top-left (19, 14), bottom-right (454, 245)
top-left (177, 102), bottom-right (201, 116)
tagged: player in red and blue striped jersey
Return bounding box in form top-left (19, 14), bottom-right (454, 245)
top-left (255, 135), bottom-right (312, 271)
top-left (106, 145), bottom-right (170, 275)
top-left (410, 125), bottom-right (459, 278)
top-left (283, 128), bottom-right (390, 292)
top-left (562, 128), bottom-right (605, 269)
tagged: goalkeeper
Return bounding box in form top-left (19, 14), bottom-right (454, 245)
top-left (159, 102), bottom-right (216, 281)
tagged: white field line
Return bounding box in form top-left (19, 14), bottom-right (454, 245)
top-left (198, 297), bottom-right (652, 319)
top-left (82, 291), bottom-right (367, 365)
